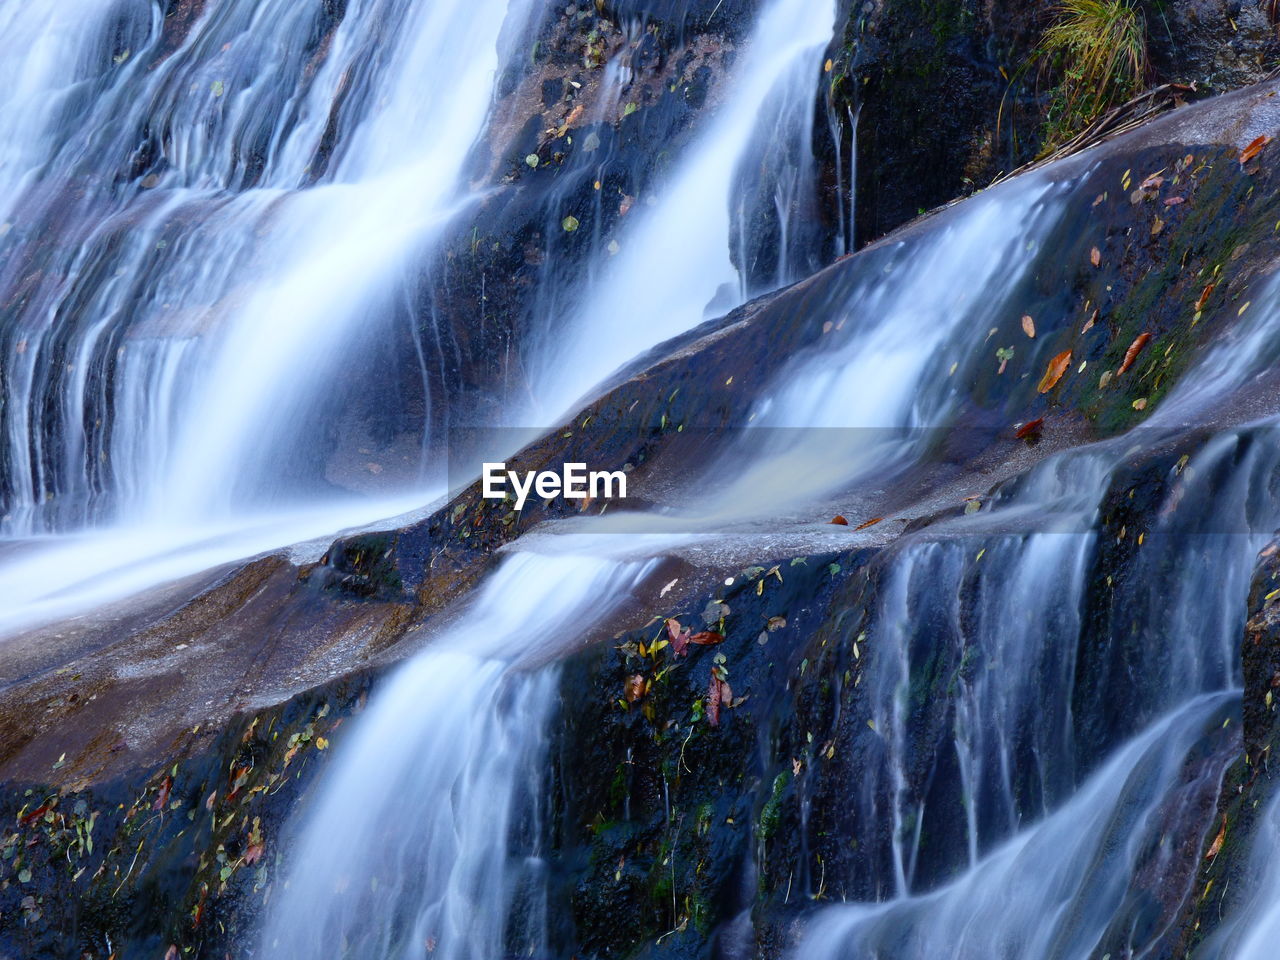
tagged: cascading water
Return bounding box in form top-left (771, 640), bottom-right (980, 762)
top-left (260, 552), bottom-right (657, 959)
top-left (799, 693), bottom-right (1238, 960)
top-left (257, 2), bottom-right (842, 953)
top-left (530, 0), bottom-right (836, 420)
top-left (8, 1), bottom-right (1280, 957)
top-left (0, 0), bottom-right (539, 631)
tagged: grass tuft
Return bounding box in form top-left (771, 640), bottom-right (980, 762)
top-left (1037, 0), bottom-right (1149, 145)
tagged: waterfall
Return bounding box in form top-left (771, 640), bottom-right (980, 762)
top-left (8, 0), bottom-right (1280, 956)
top-left (798, 693), bottom-right (1237, 960)
top-left (260, 552), bottom-right (657, 959)
top-left (529, 0), bottom-right (836, 420)
top-left (0, 0), bottom-right (539, 629)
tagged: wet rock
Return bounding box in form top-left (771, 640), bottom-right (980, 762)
top-left (826, 0), bottom-right (1280, 245)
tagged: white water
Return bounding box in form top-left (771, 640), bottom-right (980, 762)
top-left (7, 1), bottom-right (1280, 957)
top-left (531, 0), bottom-right (836, 420)
top-left (798, 693), bottom-right (1235, 960)
top-left (260, 551), bottom-right (656, 959)
top-left (0, 0), bottom-right (531, 630)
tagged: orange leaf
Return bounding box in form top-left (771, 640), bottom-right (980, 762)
top-left (1090, 247), bottom-right (1101, 267)
top-left (1021, 315), bottom-right (1036, 338)
top-left (829, 515), bottom-right (849, 525)
top-left (690, 631), bottom-right (725, 646)
top-left (1205, 813), bottom-right (1227, 859)
top-left (1195, 283), bottom-right (1215, 311)
top-left (1015, 417), bottom-right (1044, 440)
top-left (1240, 134), bottom-right (1272, 165)
top-left (1037, 350), bottom-right (1072, 393)
top-left (1117, 332), bottom-right (1152, 376)
top-left (243, 842), bottom-right (265, 865)
top-left (1082, 308), bottom-right (1099, 333)
top-left (854, 516), bottom-right (883, 531)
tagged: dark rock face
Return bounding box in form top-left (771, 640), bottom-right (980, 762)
top-left (1173, 535), bottom-right (1280, 956)
top-left (826, 0), bottom-right (1051, 244)
top-left (1140, 0), bottom-right (1279, 92)
top-left (824, 0), bottom-right (1279, 246)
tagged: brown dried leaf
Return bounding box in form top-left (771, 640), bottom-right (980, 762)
top-left (1021, 315), bottom-right (1036, 338)
top-left (1015, 417), bottom-right (1044, 440)
top-left (1118, 332), bottom-right (1152, 376)
top-left (1090, 247), bottom-right (1101, 267)
top-left (1205, 814), bottom-right (1227, 859)
top-left (153, 775), bottom-right (173, 811)
top-left (707, 674), bottom-right (723, 727)
top-left (1195, 283), bottom-right (1215, 311)
top-left (243, 842), bottom-right (265, 866)
top-left (854, 516), bottom-right (884, 531)
top-left (1240, 134), bottom-right (1272, 165)
top-left (829, 515), bottom-right (849, 525)
top-left (624, 674), bottom-right (647, 702)
top-left (1082, 308), bottom-right (1099, 333)
top-left (1037, 350), bottom-right (1072, 394)
top-left (690, 631), bottom-right (725, 646)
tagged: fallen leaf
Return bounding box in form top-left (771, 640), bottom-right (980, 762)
top-left (624, 674), bottom-right (647, 702)
top-left (1037, 350), bottom-right (1072, 393)
top-left (165, 947), bottom-right (179, 960)
top-left (708, 674), bottom-right (723, 727)
top-left (1205, 814), bottom-right (1227, 859)
top-left (1090, 247), bottom-right (1101, 267)
top-left (1082, 308), bottom-right (1099, 333)
top-left (153, 776), bottom-right (173, 811)
top-left (243, 842), bottom-right (265, 865)
top-left (1117, 332), bottom-right (1152, 376)
top-left (1195, 283), bottom-right (1215, 311)
top-left (1163, 195), bottom-right (1185, 206)
top-left (619, 195), bottom-right (634, 216)
top-left (1132, 397), bottom-right (1148, 410)
top-left (1151, 216), bottom-right (1165, 237)
top-left (1139, 173), bottom-right (1164, 190)
top-left (690, 631), bottom-right (725, 646)
top-left (1021, 315), bottom-right (1036, 338)
top-left (1015, 417), bottom-right (1044, 440)
top-left (1240, 134), bottom-right (1272, 165)
top-left (829, 515), bottom-right (849, 525)
top-left (854, 517), bottom-right (883, 531)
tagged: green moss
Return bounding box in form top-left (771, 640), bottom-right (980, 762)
top-left (759, 770), bottom-right (792, 840)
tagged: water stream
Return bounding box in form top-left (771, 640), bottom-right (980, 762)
top-left (5, 0), bottom-right (1280, 957)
